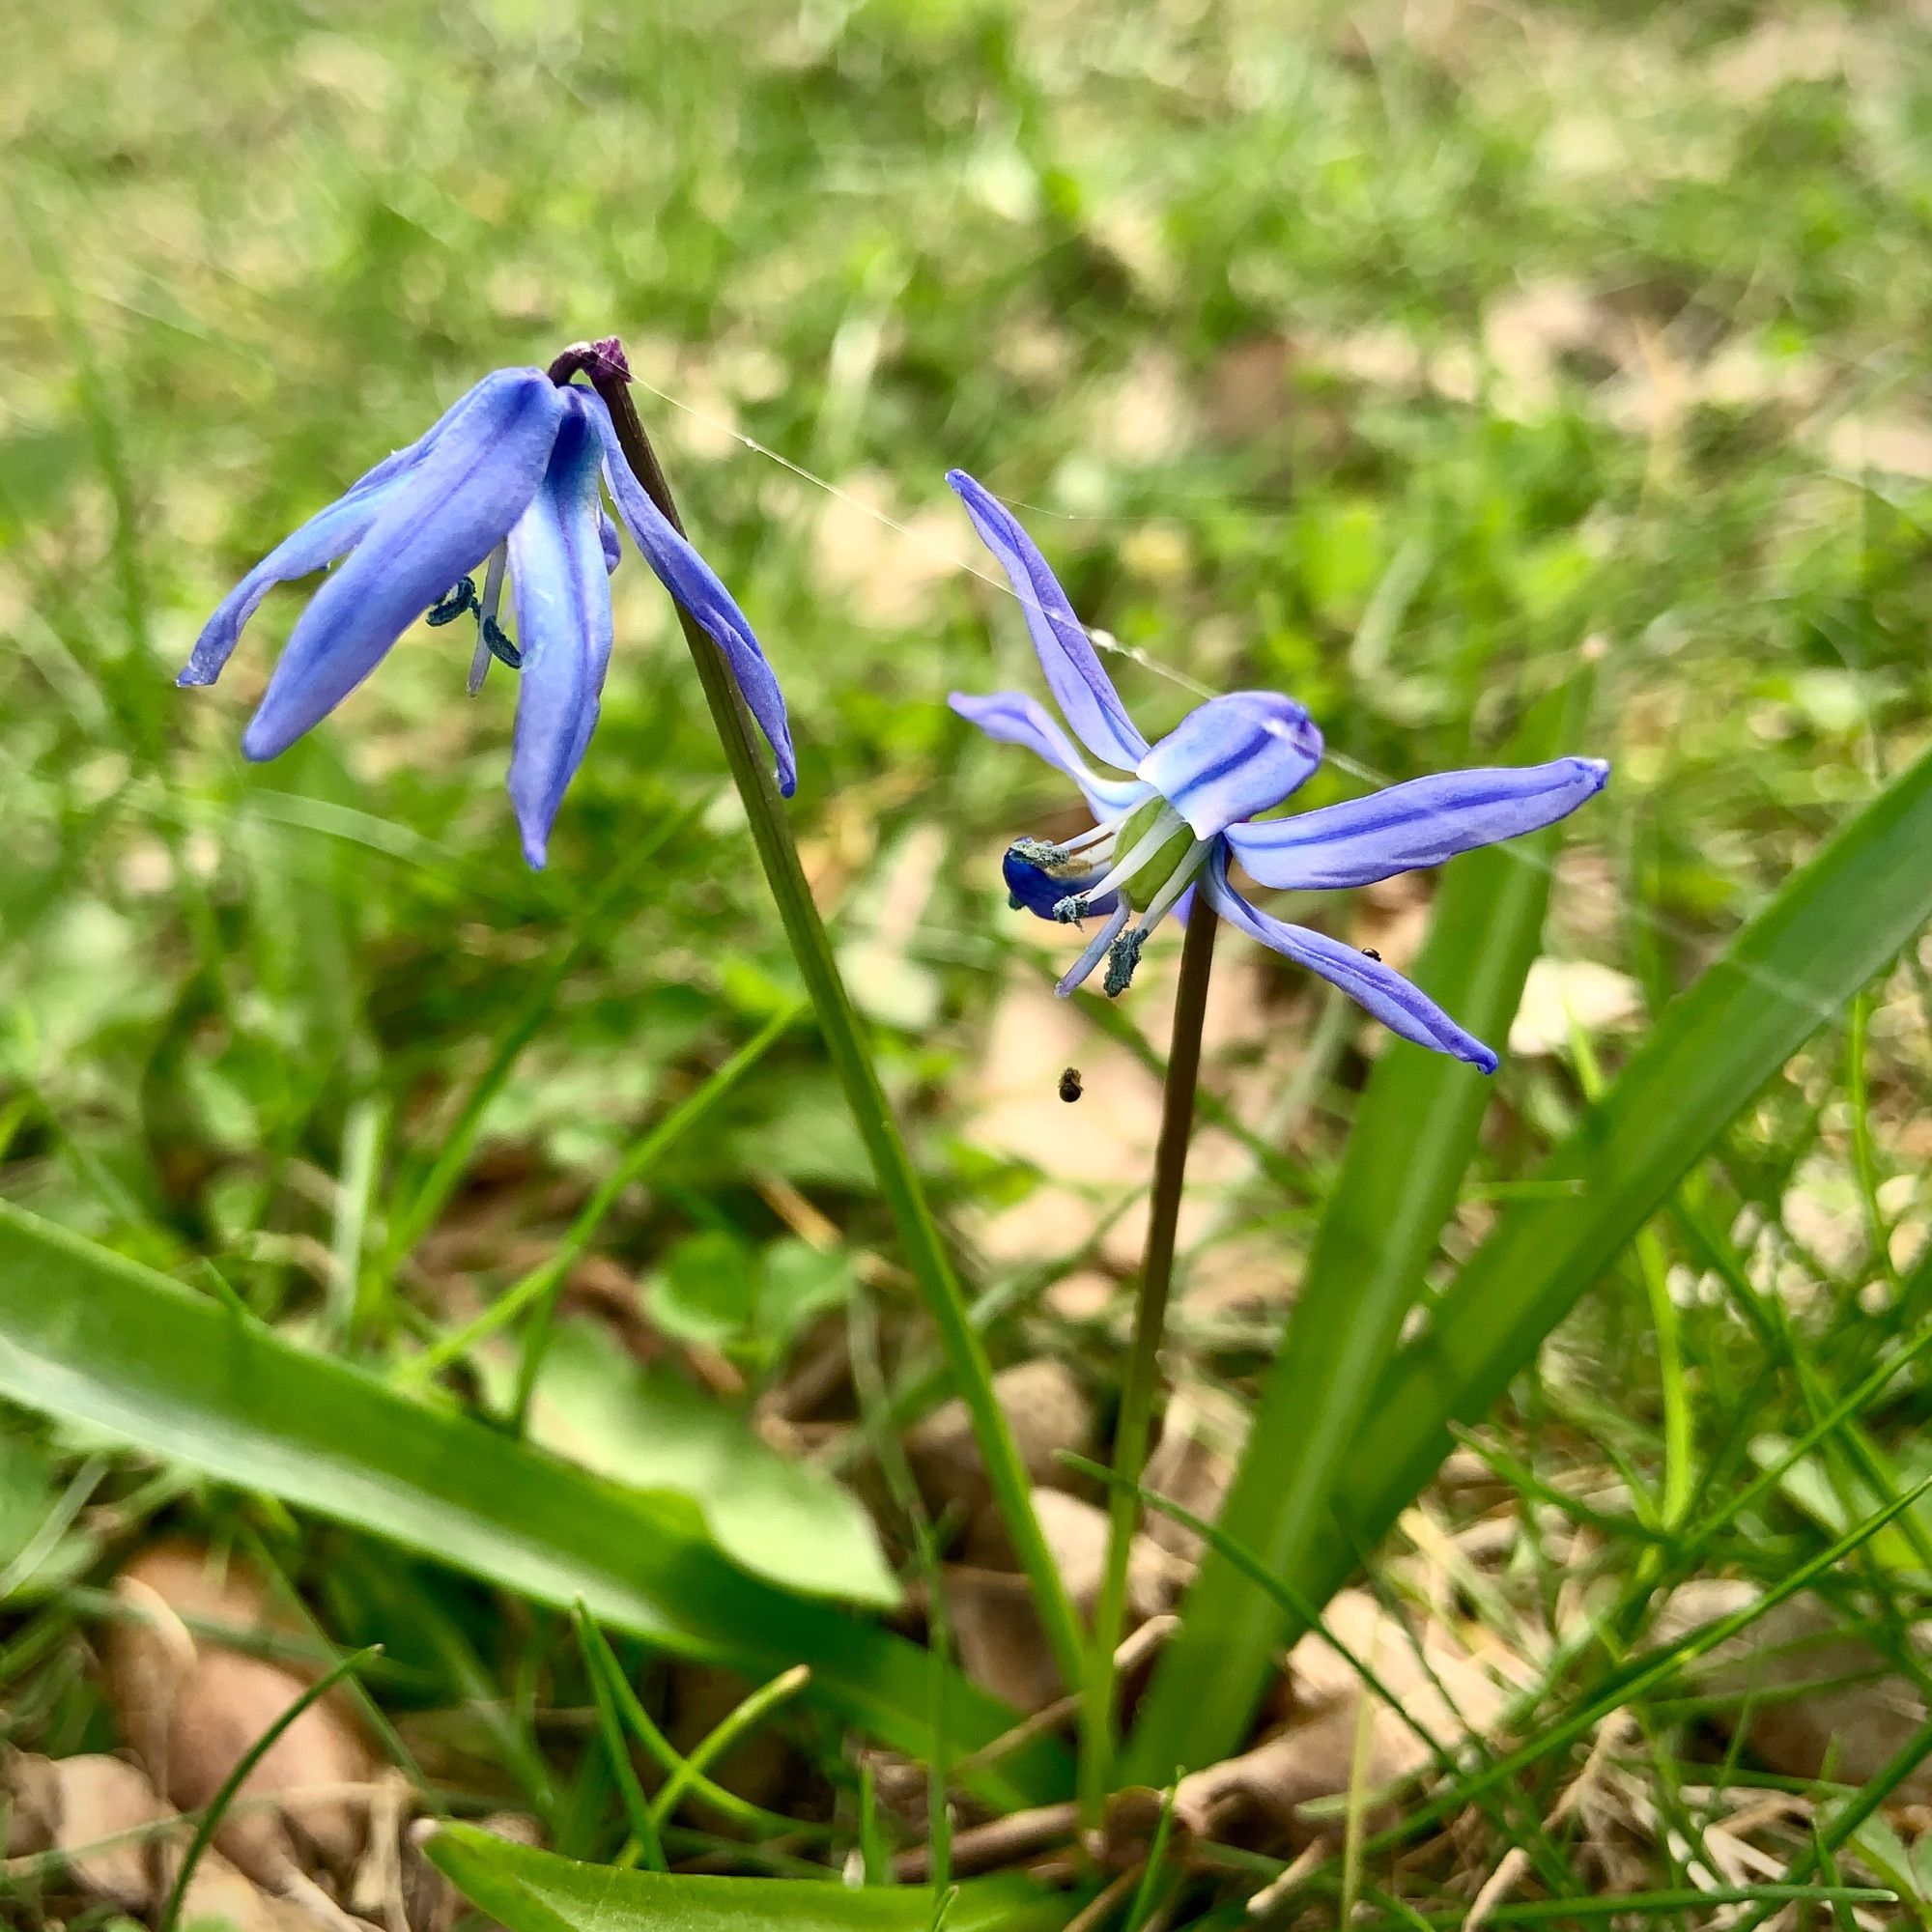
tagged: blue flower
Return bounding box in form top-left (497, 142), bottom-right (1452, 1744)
top-left (946, 469), bottom-right (1609, 1073)
top-left (180, 365), bottom-right (795, 867)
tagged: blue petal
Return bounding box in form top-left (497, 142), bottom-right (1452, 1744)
top-left (1204, 845), bottom-right (1497, 1072)
top-left (1002, 845), bottom-right (1121, 923)
top-left (1226, 758), bottom-right (1609, 891)
top-left (181, 376), bottom-right (512, 687)
top-left (599, 509), bottom-right (621, 574)
top-left (331, 377), bottom-right (499, 505)
top-left (179, 488), bottom-right (397, 689)
top-left (1138, 692), bottom-right (1323, 838)
top-left (506, 390), bottom-right (614, 869)
top-left (582, 389), bottom-right (797, 799)
top-left (947, 469), bottom-right (1148, 771)
top-left (242, 369), bottom-right (565, 760)
top-left (949, 691), bottom-right (1153, 820)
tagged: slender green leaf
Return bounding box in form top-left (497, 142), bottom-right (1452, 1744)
top-left (0, 1203), bottom-right (1070, 1807)
top-left (425, 1826), bottom-right (1072, 1932)
top-left (1129, 675), bottom-right (1592, 1779)
top-left (1276, 733), bottom-right (1932, 1686)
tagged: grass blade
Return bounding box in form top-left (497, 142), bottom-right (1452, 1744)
top-left (1129, 673), bottom-right (1593, 1779)
top-left (571, 1604), bottom-right (668, 1872)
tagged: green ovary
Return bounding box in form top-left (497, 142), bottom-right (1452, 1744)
top-left (1117, 798), bottom-right (1198, 910)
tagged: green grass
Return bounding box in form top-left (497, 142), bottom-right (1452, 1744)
top-left (7, 1), bottom-right (1932, 1927)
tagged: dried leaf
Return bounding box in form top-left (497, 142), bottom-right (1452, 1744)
top-left (1103, 1589), bottom-right (1504, 1860)
top-left (906, 1360), bottom-right (1094, 1523)
top-left (1666, 1585), bottom-right (1932, 1802)
top-left (47, 1752), bottom-right (165, 1910)
top-left (949, 1489), bottom-right (1183, 1712)
top-left (103, 1540), bottom-right (374, 1889)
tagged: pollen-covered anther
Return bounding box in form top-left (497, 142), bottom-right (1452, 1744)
top-left (1052, 893), bottom-right (1091, 923)
top-left (1103, 927), bottom-right (1148, 998)
top-left (1012, 836), bottom-right (1076, 869)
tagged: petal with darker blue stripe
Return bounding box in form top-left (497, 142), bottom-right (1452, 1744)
top-left (1204, 845), bottom-right (1497, 1072)
top-left (242, 368), bottom-right (564, 760)
top-left (584, 388), bottom-right (796, 799)
top-left (947, 470), bottom-right (1148, 771)
top-left (1138, 692), bottom-right (1323, 838)
top-left (1226, 759), bottom-right (1609, 891)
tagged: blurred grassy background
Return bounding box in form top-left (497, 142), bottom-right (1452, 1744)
top-left (7, 0), bottom-right (1932, 1918)
top-left (6, 0), bottom-right (1930, 1248)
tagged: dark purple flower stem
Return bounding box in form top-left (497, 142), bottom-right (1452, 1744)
top-left (1082, 895), bottom-right (1219, 1818)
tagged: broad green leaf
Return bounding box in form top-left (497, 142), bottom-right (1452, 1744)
top-left (426, 1826), bottom-right (1072, 1932)
top-left (646, 1230), bottom-right (761, 1348)
top-left (0, 1204), bottom-right (1071, 1807)
top-left (1292, 733), bottom-right (1932, 1663)
top-left (525, 1320), bottom-right (895, 1604)
top-left (646, 1234), bottom-right (856, 1362)
top-left (1129, 674), bottom-right (1591, 1781)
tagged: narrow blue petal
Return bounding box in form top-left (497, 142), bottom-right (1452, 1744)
top-left (599, 509), bottom-right (621, 574)
top-left (332, 377), bottom-right (497, 505)
top-left (1205, 845), bottom-right (1497, 1072)
top-left (1139, 692), bottom-right (1324, 838)
top-left (949, 691), bottom-right (1152, 819)
top-left (582, 388), bottom-right (796, 798)
top-left (1002, 845), bottom-right (1121, 923)
top-left (242, 369), bottom-right (564, 761)
top-left (183, 354), bottom-right (513, 688)
top-left (946, 469), bottom-right (1149, 771)
top-left (178, 487), bottom-right (395, 688)
top-left (1226, 758), bottom-right (1608, 890)
top-left (507, 390), bottom-right (612, 868)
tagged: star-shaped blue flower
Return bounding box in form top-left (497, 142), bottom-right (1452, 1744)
top-left (180, 365), bottom-right (795, 867)
top-left (947, 469), bottom-right (1609, 1072)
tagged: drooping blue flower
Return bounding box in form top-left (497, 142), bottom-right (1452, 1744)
top-left (180, 365), bottom-right (796, 867)
top-left (947, 469), bottom-right (1609, 1072)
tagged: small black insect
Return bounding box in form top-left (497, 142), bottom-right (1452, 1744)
top-left (1058, 1066), bottom-right (1084, 1103)
top-left (1361, 947), bottom-right (1381, 961)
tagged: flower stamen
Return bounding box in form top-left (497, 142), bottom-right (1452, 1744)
top-left (426, 578), bottom-right (479, 626)
top-left (1053, 803), bottom-right (1184, 922)
top-left (1057, 900), bottom-right (1130, 996)
top-left (1102, 927), bottom-right (1148, 997)
top-left (1134, 838), bottom-right (1209, 933)
top-left (468, 545), bottom-right (512, 694)
top-left (1011, 836), bottom-right (1076, 869)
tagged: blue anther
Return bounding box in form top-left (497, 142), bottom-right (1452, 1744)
top-left (482, 615), bottom-right (523, 670)
top-left (426, 578), bottom-right (478, 626)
